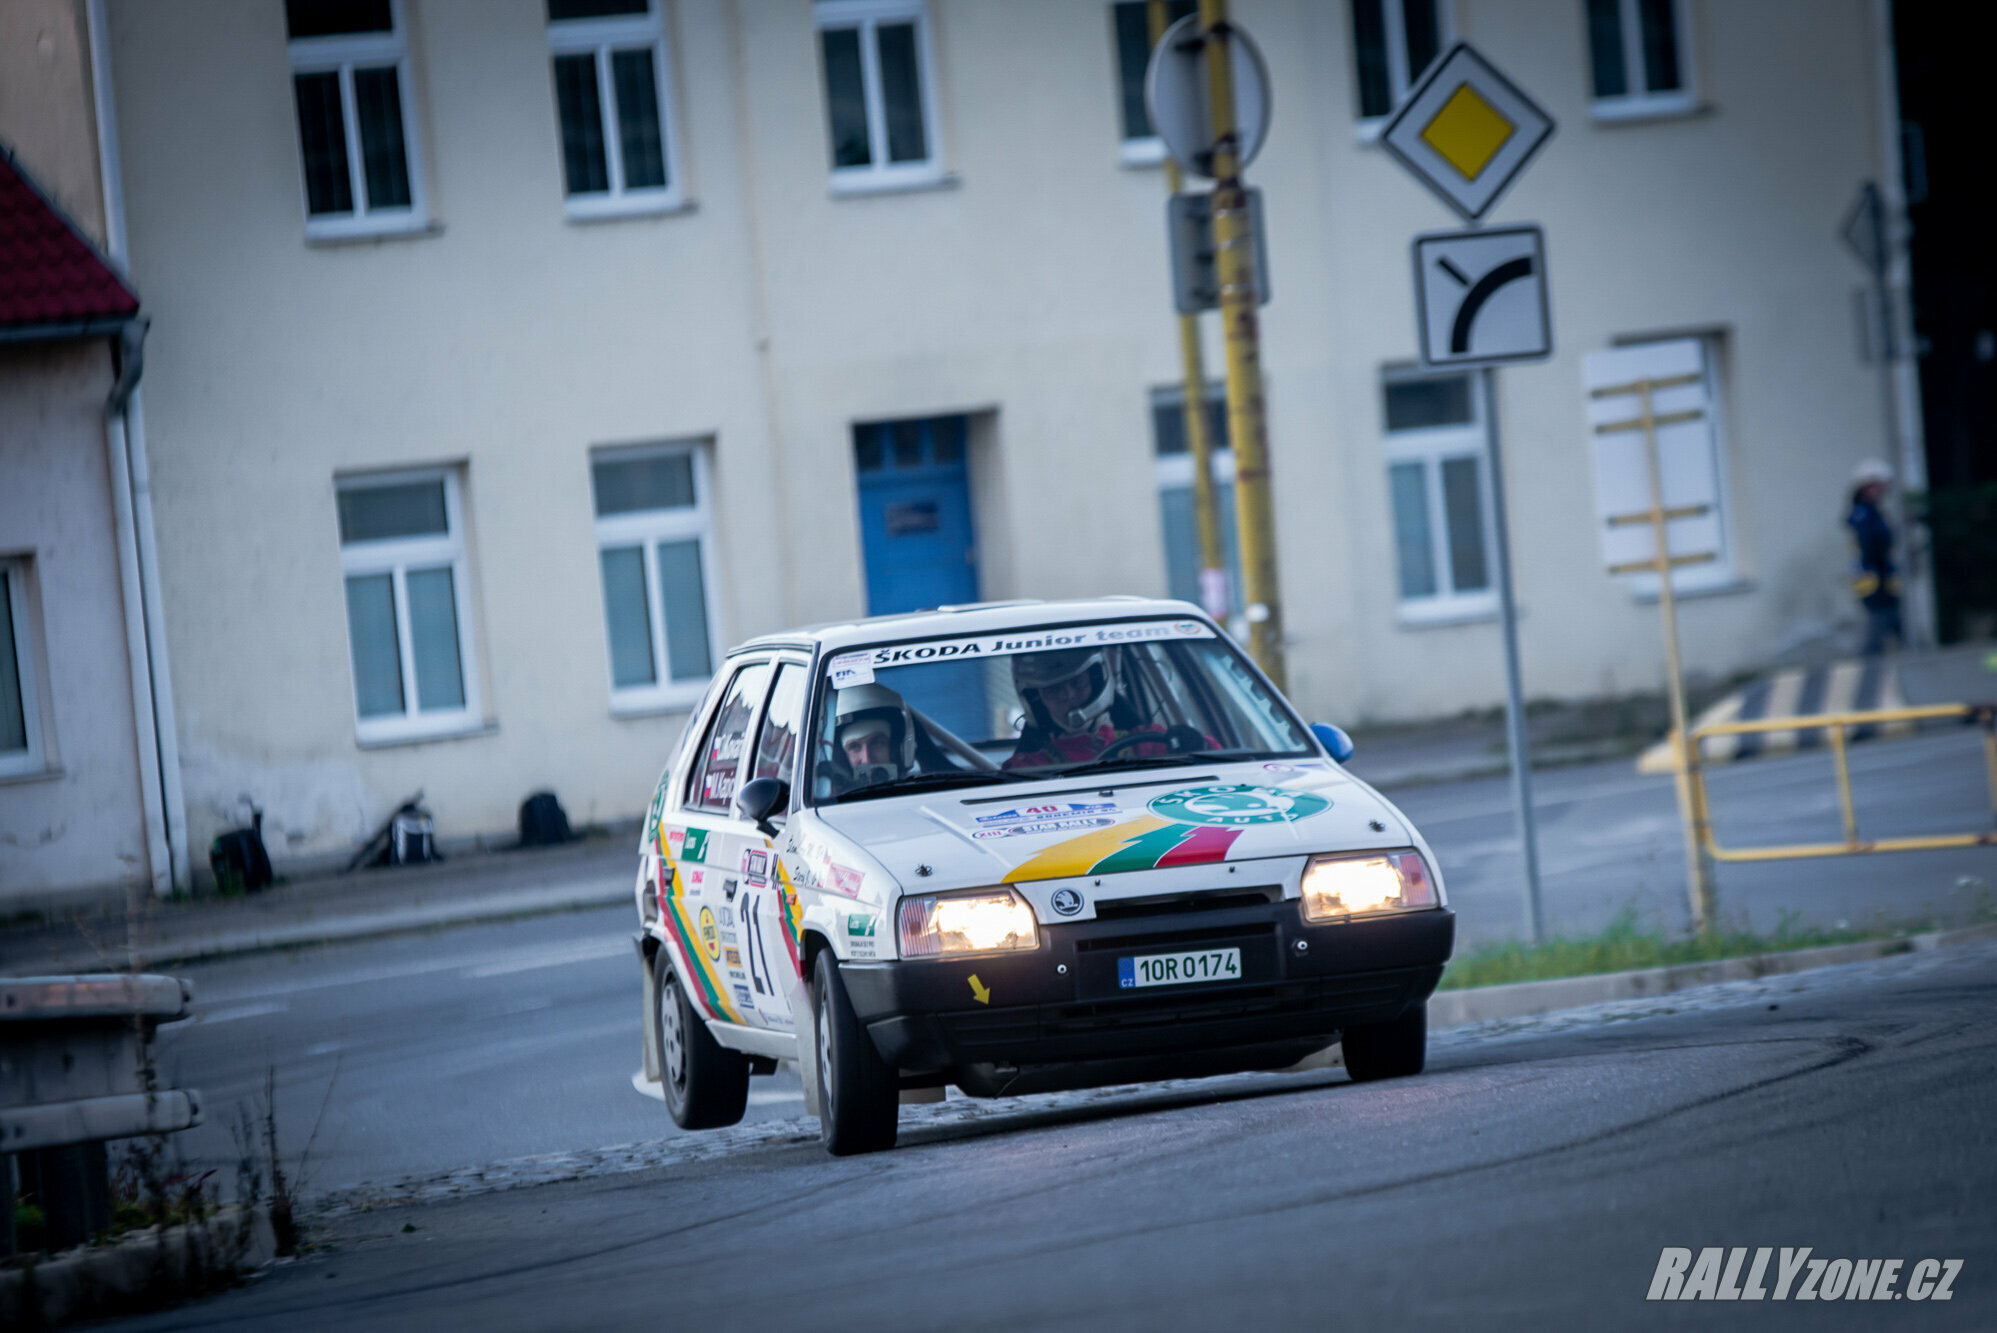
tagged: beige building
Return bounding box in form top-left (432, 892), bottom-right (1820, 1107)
top-left (2, 0), bottom-right (185, 906)
top-left (71, 0), bottom-right (1916, 885)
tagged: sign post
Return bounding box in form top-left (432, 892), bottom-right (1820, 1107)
top-left (1383, 43), bottom-right (1555, 942)
top-left (1147, 1), bottom-right (1286, 687)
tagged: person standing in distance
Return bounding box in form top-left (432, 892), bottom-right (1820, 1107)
top-left (1847, 458), bottom-right (1902, 655)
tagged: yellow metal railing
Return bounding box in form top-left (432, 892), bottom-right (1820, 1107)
top-left (1688, 703), bottom-right (1997, 862)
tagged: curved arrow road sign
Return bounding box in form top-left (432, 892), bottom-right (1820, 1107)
top-left (1412, 225), bottom-right (1552, 368)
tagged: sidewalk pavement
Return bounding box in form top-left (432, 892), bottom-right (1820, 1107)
top-left (0, 712), bottom-right (1649, 977)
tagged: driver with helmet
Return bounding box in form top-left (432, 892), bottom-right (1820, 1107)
top-left (832, 683), bottom-right (920, 792)
top-left (1003, 646), bottom-right (1170, 770)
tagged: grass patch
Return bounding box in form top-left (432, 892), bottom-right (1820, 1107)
top-left (1438, 907), bottom-right (1949, 991)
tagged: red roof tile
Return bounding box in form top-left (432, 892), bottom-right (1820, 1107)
top-left (0, 149), bottom-right (138, 334)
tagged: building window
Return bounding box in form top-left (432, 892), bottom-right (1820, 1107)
top-left (593, 443), bottom-right (719, 711)
top-left (1151, 386), bottom-right (1244, 628)
top-left (1381, 370), bottom-right (1498, 623)
top-left (285, 0), bottom-right (427, 238)
top-left (0, 558), bottom-right (46, 778)
top-left (546, 0), bottom-right (684, 217)
top-left (1351, 0), bottom-right (1445, 124)
top-left (816, 0), bottom-right (943, 192)
top-left (336, 469), bottom-right (482, 742)
top-left (1585, 0), bottom-right (1694, 120)
top-left (1110, 0), bottom-right (1194, 164)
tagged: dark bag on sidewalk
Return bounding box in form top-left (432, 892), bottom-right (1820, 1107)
top-left (210, 805), bottom-right (273, 893)
top-left (519, 791), bottom-right (574, 847)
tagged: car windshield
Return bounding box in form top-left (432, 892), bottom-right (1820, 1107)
top-left (806, 618), bottom-right (1312, 803)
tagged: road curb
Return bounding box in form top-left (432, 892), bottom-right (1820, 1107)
top-left (1427, 919), bottom-right (1997, 1028)
top-left (0, 1204), bottom-right (276, 1327)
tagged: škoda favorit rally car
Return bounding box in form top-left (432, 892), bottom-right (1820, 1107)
top-left (635, 598), bottom-right (1453, 1154)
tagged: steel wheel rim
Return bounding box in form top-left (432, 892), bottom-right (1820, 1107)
top-left (816, 987), bottom-right (835, 1116)
top-left (660, 967), bottom-right (687, 1090)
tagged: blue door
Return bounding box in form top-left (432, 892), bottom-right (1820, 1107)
top-left (855, 416), bottom-right (978, 616)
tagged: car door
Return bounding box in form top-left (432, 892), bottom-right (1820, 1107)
top-left (739, 657), bottom-right (810, 1032)
top-left (666, 657), bottom-right (773, 1031)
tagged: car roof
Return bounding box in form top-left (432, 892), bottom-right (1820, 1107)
top-left (725, 597), bottom-right (1212, 659)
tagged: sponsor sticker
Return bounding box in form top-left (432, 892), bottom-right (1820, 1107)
top-left (682, 827), bottom-right (710, 863)
top-left (724, 947), bottom-right (742, 966)
top-left (973, 816), bottom-right (1116, 840)
top-left (827, 652), bottom-right (876, 688)
top-left (698, 906), bottom-right (720, 960)
top-left (1148, 784), bottom-right (1330, 827)
top-left (1646, 1249), bottom-right (1960, 1303)
top-left (743, 848), bottom-right (770, 885)
top-left (827, 620), bottom-right (1215, 680)
top-left (975, 802), bottom-right (1118, 827)
top-left (828, 864), bottom-right (865, 897)
top-left (733, 984), bottom-right (755, 1010)
top-left (846, 914), bottom-right (877, 937)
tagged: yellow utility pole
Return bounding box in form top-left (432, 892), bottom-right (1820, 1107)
top-left (1197, 0), bottom-right (1284, 687)
top-left (1149, 0), bottom-right (1227, 622)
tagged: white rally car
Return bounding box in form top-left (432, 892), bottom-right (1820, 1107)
top-left (634, 598), bottom-right (1454, 1154)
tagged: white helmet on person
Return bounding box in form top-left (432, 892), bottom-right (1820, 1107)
top-left (1852, 458), bottom-right (1894, 488)
top-left (835, 683), bottom-right (916, 784)
top-left (1013, 647), bottom-right (1119, 736)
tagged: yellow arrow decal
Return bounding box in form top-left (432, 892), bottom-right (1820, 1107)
top-left (967, 974), bottom-right (991, 1005)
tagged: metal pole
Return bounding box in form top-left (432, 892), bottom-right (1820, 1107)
top-left (1639, 379), bottom-right (1718, 933)
top-left (1150, 0), bottom-right (1228, 622)
top-left (1198, 0), bottom-right (1285, 689)
top-left (1478, 367), bottom-right (1544, 942)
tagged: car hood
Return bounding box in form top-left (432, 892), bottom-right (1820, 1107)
top-left (809, 759), bottom-right (1413, 890)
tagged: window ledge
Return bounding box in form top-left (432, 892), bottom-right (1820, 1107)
top-left (0, 761), bottom-right (63, 787)
top-left (306, 217), bottom-right (444, 247)
top-left (1627, 575), bottom-right (1754, 605)
top-left (564, 194), bottom-right (696, 224)
top-left (355, 718), bottom-right (497, 750)
top-left (1589, 96), bottom-right (1709, 126)
top-left (1118, 137), bottom-right (1168, 169)
top-left (829, 169), bottom-right (959, 199)
top-left (610, 695), bottom-right (704, 720)
top-left (1396, 598), bottom-right (1502, 629)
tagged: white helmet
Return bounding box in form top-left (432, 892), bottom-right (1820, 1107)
top-left (1013, 647), bottom-right (1118, 736)
top-left (1852, 458), bottom-right (1894, 487)
top-left (835, 683), bottom-right (916, 785)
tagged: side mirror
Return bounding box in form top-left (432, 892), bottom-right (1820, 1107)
top-left (733, 777), bottom-right (790, 837)
top-left (1310, 723), bottom-right (1355, 764)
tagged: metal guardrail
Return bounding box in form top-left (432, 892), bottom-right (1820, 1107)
top-left (2, 974), bottom-right (203, 1256)
top-left (1689, 703), bottom-right (1997, 863)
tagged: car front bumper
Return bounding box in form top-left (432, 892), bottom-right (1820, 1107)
top-left (839, 897), bottom-right (1453, 1090)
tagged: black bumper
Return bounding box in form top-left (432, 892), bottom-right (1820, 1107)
top-left (840, 900), bottom-right (1453, 1078)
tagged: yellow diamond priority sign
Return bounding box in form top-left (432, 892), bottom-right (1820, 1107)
top-left (1382, 44), bottom-right (1553, 222)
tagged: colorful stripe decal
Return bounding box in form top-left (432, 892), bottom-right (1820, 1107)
top-left (655, 830), bottom-right (744, 1024)
top-left (1089, 821), bottom-right (1198, 874)
top-left (1155, 824), bottom-right (1243, 867)
top-left (1002, 816), bottom-right (1174, 883)
top-left (772, 855), bottom-right (803, 978)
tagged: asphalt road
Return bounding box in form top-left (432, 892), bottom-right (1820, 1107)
top-left (120, 937), bottom-right (1994, 1331)
top-left (145, 734), bottom-right (1994, 1201)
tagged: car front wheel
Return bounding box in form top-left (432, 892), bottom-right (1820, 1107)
top-left (812, 951), bottom-right (899, 1155)
top-left (1341, 1004), bottom-right (1427, 1082)
top-left (656, 949), bottom-right (749, 1129)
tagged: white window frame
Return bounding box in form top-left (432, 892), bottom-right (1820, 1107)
top-left (1354, 0), bottom-right (1452, 140)
top-left (547, 2), bottom-right (687, 219)
top-left (1381, 369), bottom-right (1500, 626)
top-left (337, 467), bottom-right (483, 744)
top-left (1109, 0), bottom-right (1190, 167)
top-left (288, 0), bottom-right (430, 240)
top-left (815, 0), bottom-right (946, 195)
top-left (1587, 0), bottom-right (1698, 123)
top-left (0, 557), bottom-right (47, 779)
top-left (593, 442), bottom-right (723, 715)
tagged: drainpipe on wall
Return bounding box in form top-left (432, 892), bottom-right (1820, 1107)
top-left (106, 319), bottom-right (172, 897)
top-left (90, 0), bottom-right (188, 892)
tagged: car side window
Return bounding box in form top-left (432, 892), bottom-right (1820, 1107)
top-left (750, 662), bottom-right (808, 791)
top-left (689, 660), bottom-right (772, 815)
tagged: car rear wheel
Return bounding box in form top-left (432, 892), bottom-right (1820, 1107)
top-left (1342, 1005), bottom-right (1427, 1082)
top-left (812, 951), bottom-right (899, 1155)
top-left (656, 949), bottom-right (749, 1129)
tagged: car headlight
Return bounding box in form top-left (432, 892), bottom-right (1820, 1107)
top-left (897, 889), bottom-right (1040, 958)
top-left (1300, 850), bottom-right (1436, 922)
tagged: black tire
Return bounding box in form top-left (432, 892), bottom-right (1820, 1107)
top-left (1342, 1004), bottom-right (1427, 1082)
top-left (812, 951), bottom-right (899, 1155)
top-left (656, 949), bottom-right (749, 1129)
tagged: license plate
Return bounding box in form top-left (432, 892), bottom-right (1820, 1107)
top-left (1117, 947), bottom-right (1242, 990)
